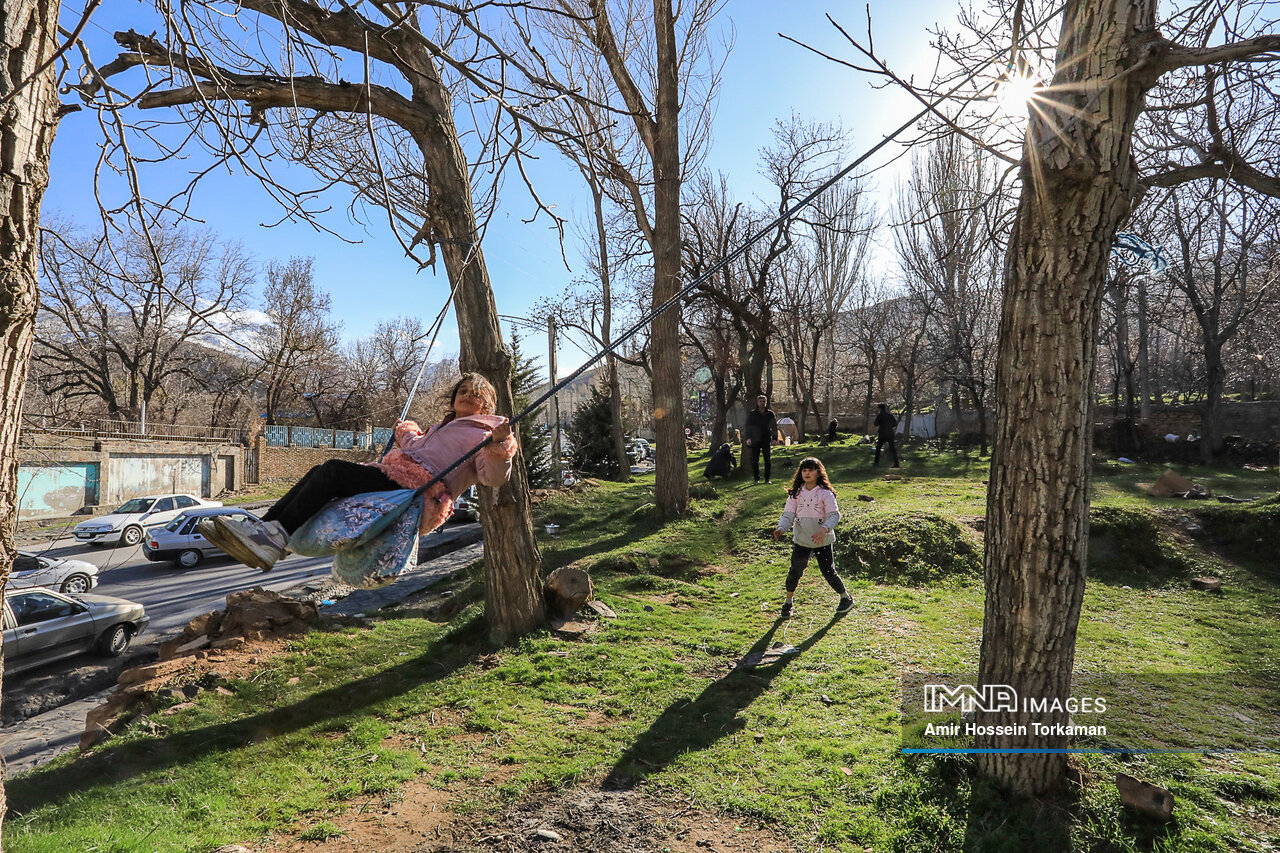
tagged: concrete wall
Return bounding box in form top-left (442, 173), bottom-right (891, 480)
top-left (17, 437), bottom-right (245, 520)
top-left (17, 462), bottom-right (99, 519)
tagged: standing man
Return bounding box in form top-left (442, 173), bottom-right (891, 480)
top-left (744, 395), bottom-right (778, 483)
top-left (873, 403), bottom-right (900, 468)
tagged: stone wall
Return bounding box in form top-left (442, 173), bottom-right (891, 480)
top-left (1129, 401), bottom-right (1280, 442)
top-left (253, 435), bottom-right (379, 483)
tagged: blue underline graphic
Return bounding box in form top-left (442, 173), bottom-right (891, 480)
top-left (902, 748), bottom-right (1242, 755)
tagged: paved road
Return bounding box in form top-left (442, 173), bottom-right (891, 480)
top-left (18, 524), bottom-right (479, 636)
top-left (1, 529), bottom-right (484, 778)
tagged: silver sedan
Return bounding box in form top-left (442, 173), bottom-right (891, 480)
top-left (9, 550), bottom-right (100, 594)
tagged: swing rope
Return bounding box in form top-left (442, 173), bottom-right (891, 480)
top-left (405, 55), bottom-right (1005, 503)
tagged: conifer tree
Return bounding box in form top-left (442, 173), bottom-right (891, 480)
top-left (509, 333), bottom-right (552, 488)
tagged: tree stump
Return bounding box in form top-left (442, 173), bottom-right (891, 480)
top-left (544, 567), bottom-right (593, 618)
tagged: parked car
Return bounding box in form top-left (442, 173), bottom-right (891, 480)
top-left (142, 506), bottom-right (263, 567)
top-left (2, 587), bottom-right (150, 676)
top-left (73, 494), bottom-right (222, 546)
top-left (626, 438), bottom-right (653, 463)
top-left (10, 550), bottom-right (99, 594)
top-left (450, 486), bottom-right (480, 523)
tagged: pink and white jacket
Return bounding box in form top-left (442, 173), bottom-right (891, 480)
top-left (371, 414), bottom-right (518, 532)
top-left (777, 485), bottom-right (841, 542)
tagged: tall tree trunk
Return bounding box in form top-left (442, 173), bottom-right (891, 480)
top-left (608, 356), bottom-right (630, 478)
top-left (650, 0), bottom-right (688, 516)
top-left (1200, 339), bottom-right (1225, 463)
top-left (416, 67), bottom-right (544, 645)
top-left (1136, 277), bottom-right (1153, 418)
top-left (1, 0), bottom-right (62, 835)
top-left (977, 0), bottom-right (1157, 796)
top-left (590, 184), bottom-right (631, 481)
top-left (709, 373), bottom-right (727, 447)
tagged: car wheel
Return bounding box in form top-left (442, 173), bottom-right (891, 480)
top-left (60, 573), bottom-right (92, 594)
top-left (177, 548), bottom-right (203, 568)
top-left (98, 624), bottom-right (132, 657)
top-left (121, 526), bottom-right (144, 546)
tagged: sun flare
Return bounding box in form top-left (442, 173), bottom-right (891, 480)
top-left (995, 67), bottom-right (1042, 121)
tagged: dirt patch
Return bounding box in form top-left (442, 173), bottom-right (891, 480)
top-left (264, 783), bottom-right (798, 853)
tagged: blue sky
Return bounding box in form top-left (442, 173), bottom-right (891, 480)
top-left (43, 0), bottom-right (959, 376)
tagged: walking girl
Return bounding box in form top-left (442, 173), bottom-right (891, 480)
top-left (772, 457), bottom-right (854, 618)
top-left (201, 373), bottom-right (517, 570)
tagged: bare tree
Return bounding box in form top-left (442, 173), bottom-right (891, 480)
top-left (253, 258), bottom-right (340, 425)
top-left (680, 289), bottom-right (741, 449)
top-left (37, 219), bottom-right (254, 420)
top-left (515, 0), bottom-right (728, 515)
top-left (894, 136), bottom-right (1003, 452)
top-left (88, 0), bottom-right (561, 641)
top-left (804, 174), bottom-right (876, 437)
top-left (1159, 182), bottom-right (1280, 460)
top-left (835, 275), bottom-right (896, 432)
top-left (683, 172), bottom-right (776, 404)
top-left (822, 0), bottom-right (1280, 794)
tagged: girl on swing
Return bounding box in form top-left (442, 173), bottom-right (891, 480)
top-left (201, 373), bottom-right (517, 570)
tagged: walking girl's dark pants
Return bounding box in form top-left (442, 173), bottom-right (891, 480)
top-left (263, 459), bottom-right (399, 533)
top-left (786, 543), bottom-right (847, 595)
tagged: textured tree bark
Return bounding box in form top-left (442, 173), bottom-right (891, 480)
top-left (650, 0), bottom-right (688, 516)
top-left (977, 0), bottom-right (1159, 795)
top-left (412, 60), bottom-right (545, 646)
top-left (1, 0), bottom-right (62, 835)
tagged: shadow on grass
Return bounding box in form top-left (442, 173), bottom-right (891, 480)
top-left (5, 615), bottom-right (490, 815)
top-left (601, 612), bottom-right (845, 790)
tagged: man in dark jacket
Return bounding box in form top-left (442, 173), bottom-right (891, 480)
top-left (744, 395), bottom-right (777, 483)
top-left (873, 403), bottom-right (900, 467)
top-left (703, 443), bottom-right (736, 479)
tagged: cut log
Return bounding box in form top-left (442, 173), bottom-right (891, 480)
top-left (544, 566), bottom-right (593, 618)
top-left (1116, 772), bottom-right (1175, 822)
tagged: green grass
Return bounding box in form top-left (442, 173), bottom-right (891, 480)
top-left (6, 442), bottom-right (1278, 852)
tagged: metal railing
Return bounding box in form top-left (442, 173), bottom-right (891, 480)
top-left (21, 415), bottom-right (247, 445)
top-left (263, 424), bottom-right (393, 449)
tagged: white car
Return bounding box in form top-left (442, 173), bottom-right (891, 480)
top-left (10, 551), bottom-right (100, 594)
top-left (73, 494), bottom-right (222, 546)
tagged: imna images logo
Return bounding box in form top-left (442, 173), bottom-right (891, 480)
top-left (923, 683), bottom-right (1018, 713)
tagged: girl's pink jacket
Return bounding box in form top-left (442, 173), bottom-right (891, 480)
top-left (372, 414), bottom-right (518, 532)
top-left (375, 414), bottom-right (517, 495)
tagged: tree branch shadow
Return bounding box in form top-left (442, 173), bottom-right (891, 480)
top-left (602, 612), bottom-right (846, 790)
top-left (6, 615), bottom-right (487, 814)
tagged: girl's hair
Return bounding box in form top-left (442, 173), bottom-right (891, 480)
top-left (440, 372), bottom-right (497, 424)
top-left (787, 456), bottom-right (836, 497)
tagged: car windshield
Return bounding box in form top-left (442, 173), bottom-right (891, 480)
top-left (114, 498), bottom-right (155, 514)
top-left (165, 513), bottom-right (192, 531)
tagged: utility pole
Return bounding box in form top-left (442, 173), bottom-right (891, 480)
top-left (548, 317), bottom-right (561, 486)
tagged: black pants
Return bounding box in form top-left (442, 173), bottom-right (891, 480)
top-left (749, 442), bottom-right (771, 481)
top-left (263, 459), bottom-right (399, 533)
top-left (786, 544), bottom-right (847, 596)
top-left (874, 433), bottom-right (899, 466)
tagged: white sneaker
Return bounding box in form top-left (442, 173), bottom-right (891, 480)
top-left (214, 517), bottom-right (289, 571)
